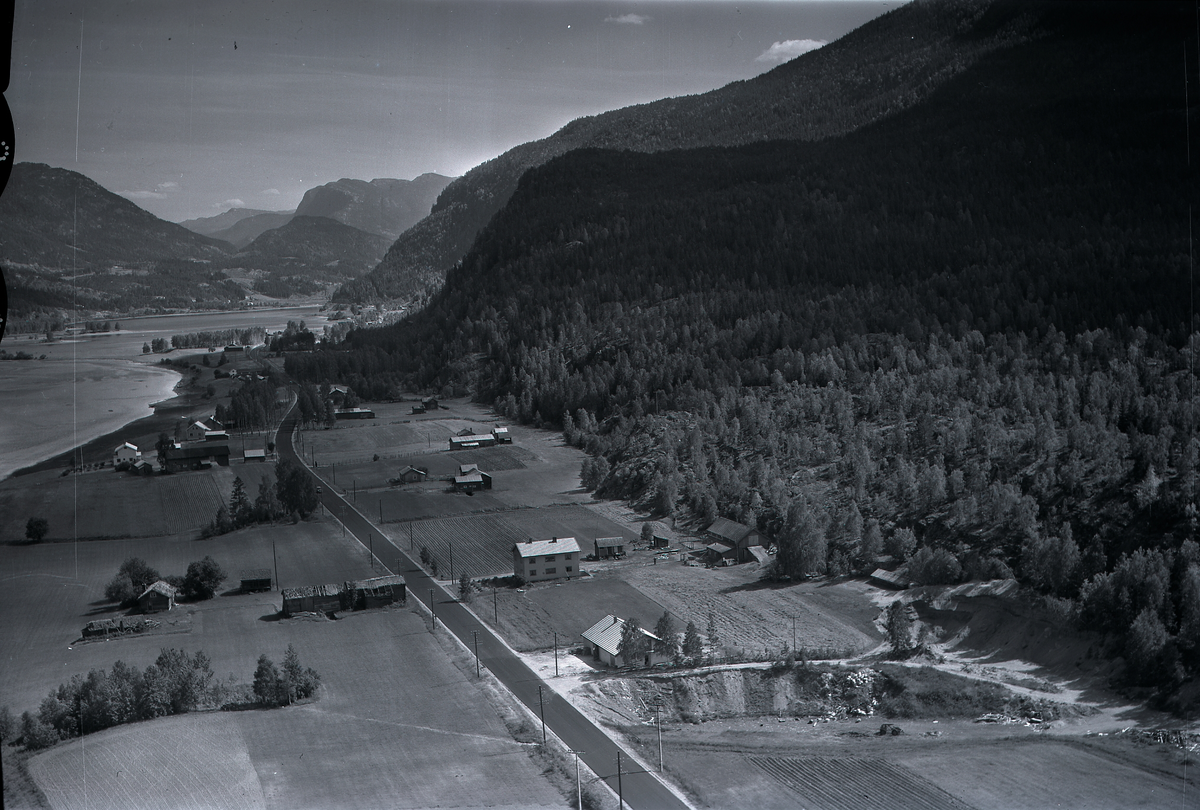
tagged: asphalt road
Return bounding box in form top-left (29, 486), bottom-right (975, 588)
top-left (276, 410), bottom-right (690, 810)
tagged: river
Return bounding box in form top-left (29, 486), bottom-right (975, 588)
top-left (0, 307), bottom-right (331, 480)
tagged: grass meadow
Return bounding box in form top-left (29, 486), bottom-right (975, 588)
top-left (2, 516), bottom-right (569, 810)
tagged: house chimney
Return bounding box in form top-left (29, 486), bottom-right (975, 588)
top-left (551, 537), bottom-right (557, 543)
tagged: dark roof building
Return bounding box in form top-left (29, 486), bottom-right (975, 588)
top-left (240, 569), bottom-right (273, 592)
top-left (138, 580), bottom-right (177, 613)
top-left (594, 537), bottom-right (625, 559)
top-left (703, 518), bottom-right (766, 563)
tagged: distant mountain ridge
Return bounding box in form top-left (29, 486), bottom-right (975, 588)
top-left (1, 162), bottom-right (231, 268)
top-left (295, 174), bottom-right (453, 241)
top-left (178, 173), bottom-right (454, 249)
top-left (334, 0), bottom-right (1039, 303)
top-left (235, 215), bottom-right (391, 278)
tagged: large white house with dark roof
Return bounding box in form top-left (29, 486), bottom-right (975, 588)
top-left (512, 537), bottom-right (581, 583)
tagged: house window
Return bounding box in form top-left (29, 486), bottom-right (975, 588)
top-left (529, 570), bottom-right (536, 577)
top-left (565, 553), bottom-right (572, 560)
top-left (565, 566), bottom-right (573, 572)
top-left (545, 568), bottom-right (556, 575)
top-left (545, 555), bottom-right (555, 562)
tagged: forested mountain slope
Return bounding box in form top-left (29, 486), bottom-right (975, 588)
top-left (334, 0), bottom-right (1039, 303)
top-left (291, 2), bottom-right (1199, 703)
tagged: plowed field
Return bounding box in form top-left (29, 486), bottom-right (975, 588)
top-left (749, 756), bottom-right (968, 810)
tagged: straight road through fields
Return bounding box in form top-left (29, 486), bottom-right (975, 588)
top-left (277, 410), bottom-right (690, 810)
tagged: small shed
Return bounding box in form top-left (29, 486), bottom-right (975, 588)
top-left (132, 459), bottom-right (156, 476)
top-left (869, 568), bottom-right (911, 590)
top-left (344, 575), bottom-right (406, 610)
top-left (240, 569), bottom-right (273, 592)
top-left (453, 464), bottom-right (492, 492)
top-left (491, 426), bottom-right (511, 443)
top-left (281, 583), bottom-right (343, 616)
top-left (139, 580), bottom-right (176, 614)
top-left (704, 542), bottom-right (737, 564)
top-left (83, 618), bottom-right (119, 638)
top-left (244, 448), bottom-right (266, 462)
top-left (594, 537), bottom-right (625, 559)
top-left (423, 397), bottom-right (439, 411)
top-left (411, 403), bottom-right (426, 414)
top-left (398, 465), bottom-right (428, 484)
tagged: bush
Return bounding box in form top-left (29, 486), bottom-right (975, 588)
top-left (183, 556), bottom-right (226, 600)
top-left (104, 575), bottom-right (137, 605)
top-left (20, 711), bottom-right (58, 750)
top-left (0, 705), bottom-right (13, 742)
top-left (25, 516), bottom-right (49, 543)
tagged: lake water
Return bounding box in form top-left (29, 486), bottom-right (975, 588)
top-left (0, 307), bottom-right (330, 479)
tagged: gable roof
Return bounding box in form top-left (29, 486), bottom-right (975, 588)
top-left (399, 465), bottom-right (427, 477)
top-left (706, 517), bottom-right (756, 544)
top-left (459, 463), bottom-right (479, 474)
top-left (115, 441), bottom-right (139, 452)
top-left (455, 472), bottom-right (484, 485)
top-left (581, 615), bottom-right (660, 658)
top-left (513, 537), bottom-right (581, 558)
top-left (595, 537), bottom-right (625, 548)
top-left (140, 580), bottom-right (176, 599)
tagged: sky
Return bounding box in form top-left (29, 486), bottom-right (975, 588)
top-left (10, 1), bottom-right (898, 223)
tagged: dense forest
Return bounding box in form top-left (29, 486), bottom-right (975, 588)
top-left (288, 3), bottom-right (1200, 702)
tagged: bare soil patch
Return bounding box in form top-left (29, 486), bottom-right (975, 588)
top-left (624, 562), bottom-right (882, 657)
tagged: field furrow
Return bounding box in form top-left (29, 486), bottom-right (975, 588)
top-left (749, 756), bottom-right (968, 810)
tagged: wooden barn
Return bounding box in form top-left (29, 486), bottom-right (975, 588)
top-left (411, 402), bottom-right (426, 414)
top-left (139, 580), bottom-right (177, 613)
top-left (240, 569), bottom-right (273, 592)
top-left (491, 426), bottom-right (511, 443)
top-left (594, 537), bottom-right (625, 559)
top-left (453, 463), bottom-right (492, 492)
top-left (335, 407), bottom-right (375, 420)
top-left (281, 583), bottom-right (343, 616)
top-left (344, 575), bottom-right (406, 610)
top-left (398, 465), bottom-right (428, 484)
top-left (703, 517), bottom-right (766, 563)
top-left (450, 433), bottom-right (496, 450)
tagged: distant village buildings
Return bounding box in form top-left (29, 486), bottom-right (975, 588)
top-left (512, 537), bottom-right (581, 583)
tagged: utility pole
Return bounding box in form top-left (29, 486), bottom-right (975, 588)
top-left (379, 499), bottom-right (383, 523)
top-left (617, 751), bottom-right (623, 810)
top-left (473, 630), bottom-right (480, 677)
top-left (538, 685), bottom-right (546, 744)
top-left (272, 537), bottom-right (279, 592)
top-left (554, 630), bottom-right (558, 677)
top-left (656, 701), bottom-right (663, 772)
top-left (568, 750), bottom-right (585, 810)
top-left (369, 533), bottom-right (374, 570)
top-left (430, 589), bottom-right (435, 626)
top-left (493, 586), bottom-right (498, 623)
top-left (792, 615), bottom-right (796, 653)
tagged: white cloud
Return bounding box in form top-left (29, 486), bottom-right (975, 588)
top-left (261, 188), bottom-right (281, 196)
top-left (217, 198), bottom-right (246, 209)
top-left (604, 13), bottom-right (650, 25)
top-left (755, 39), bottom-right (826, 64)
top-left (118, 190), bottom-right (166, 200)
top-left (158, 181), bottom-right (179, 190)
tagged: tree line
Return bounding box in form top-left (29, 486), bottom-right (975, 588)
top-left (11, 645), bottom-right (319, 750)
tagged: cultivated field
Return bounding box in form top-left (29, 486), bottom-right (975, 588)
top-left (0, 468), bottom-right (225, 541)
top-left (479, 575), bottom-right (668, 652)
top-left (647, 725), bottom-right (1199, 810)
top-left (748, 756), bottom-right (968, 810)
top-left (391, 504), bottom-right (636, 579)
top-left (24, 609), bottom-right (567, 810)
top-left (623, 561), bottom-right (882, 657)
top-left (30, 713), bottom-right (268, 810)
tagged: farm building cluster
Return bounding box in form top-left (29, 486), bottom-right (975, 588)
top-left (81, 616), bottom-right (161, 639)
top-left (449, 426), bottom-right (512, 450)
top-left (281, 575), bottom-right (406, 617)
